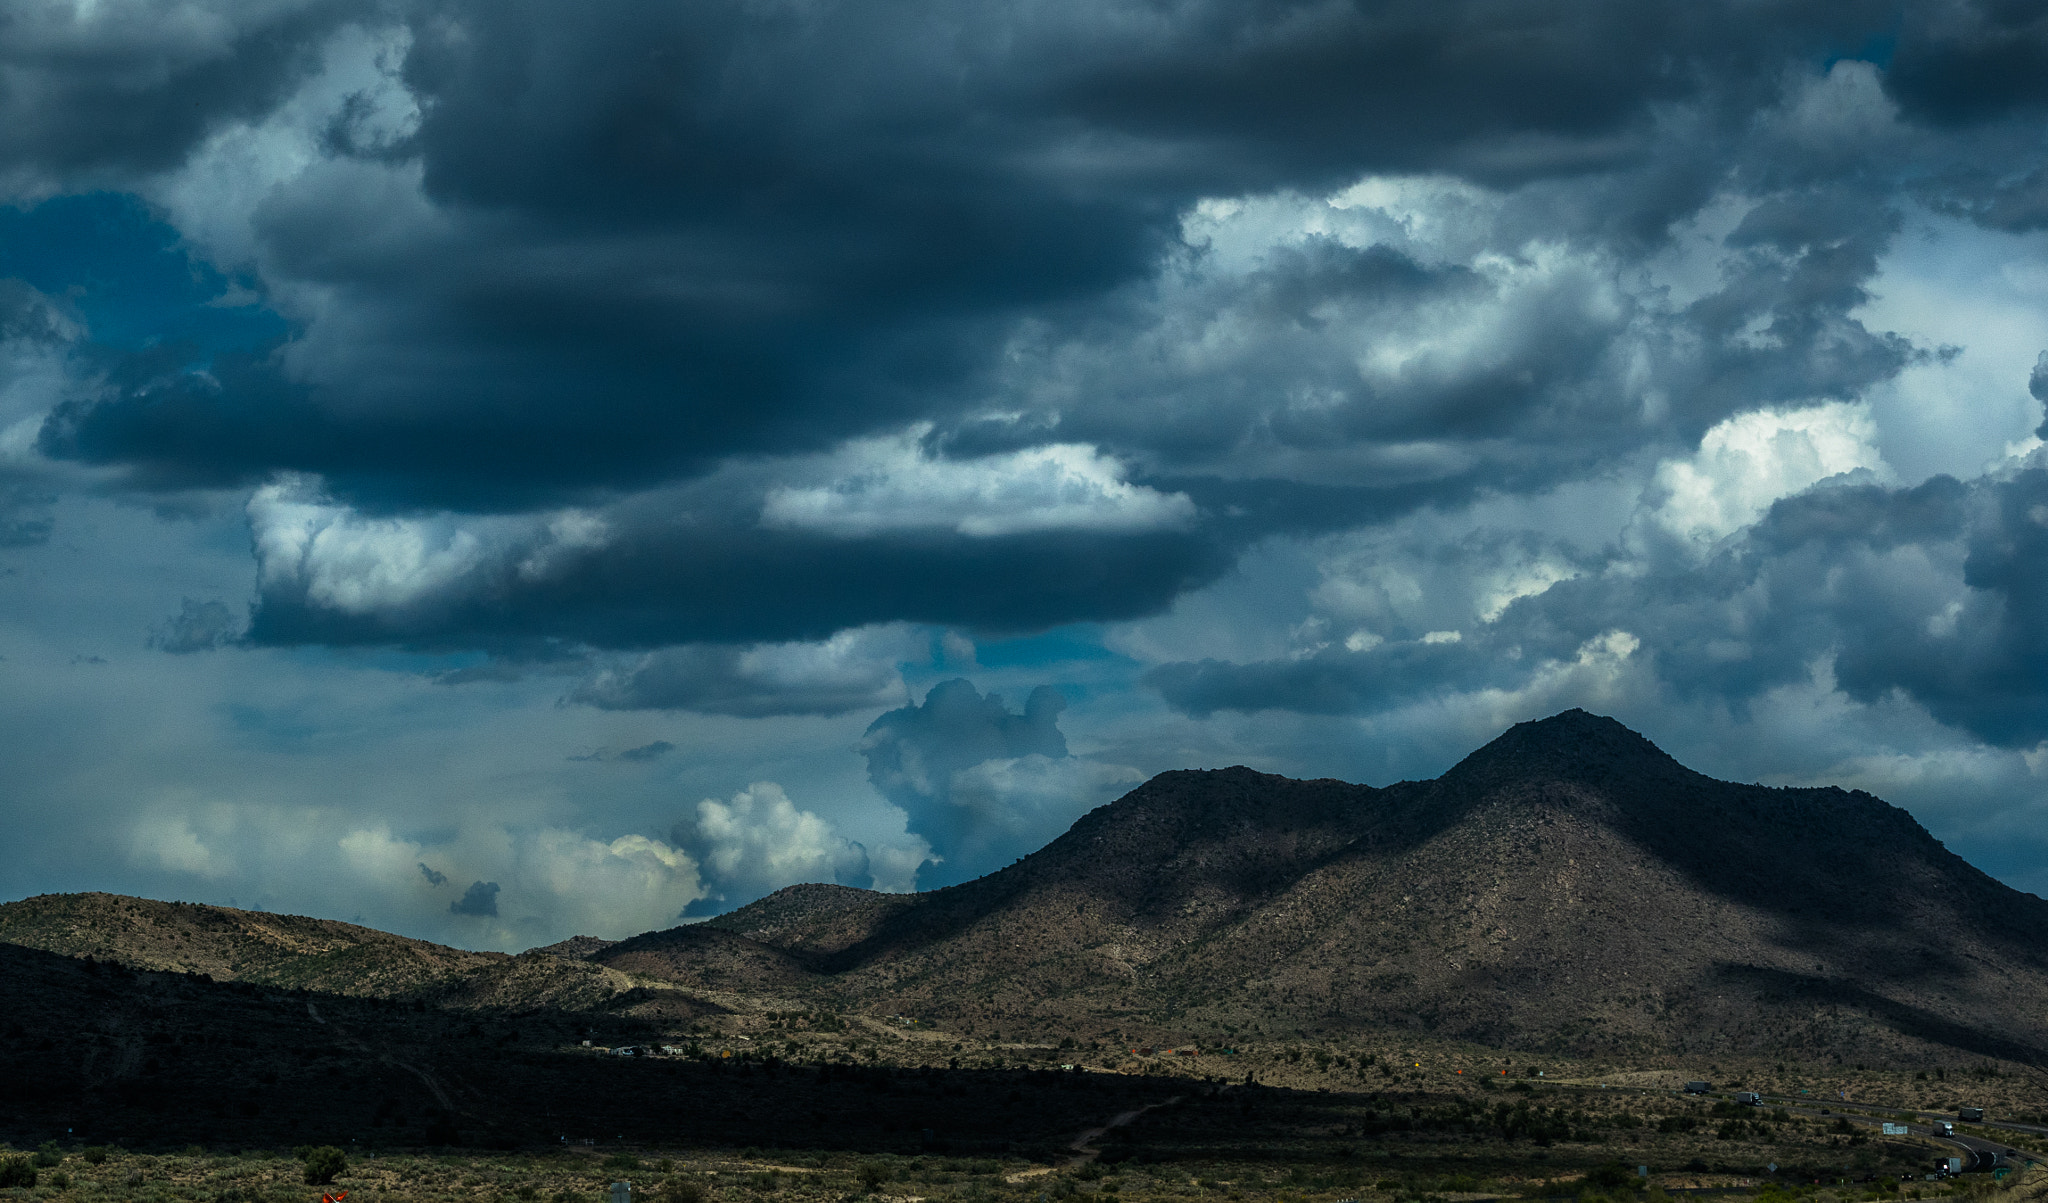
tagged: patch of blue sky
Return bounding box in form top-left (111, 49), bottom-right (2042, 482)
top-left (972, 624), bottom-right (1128, 670)
top-left (1821, 31), bottom-right (1896, 71)
top-left (0, 191), bottom-right (287, 353)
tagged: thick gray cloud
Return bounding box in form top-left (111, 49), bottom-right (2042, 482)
top-left (16, 0), bottom-right (1953, 536)
top-left (0, 0), bottom-right (371, 190)
top-left (860, 679), bottom-right (1070, 881)
top-left (448, 879), bottom-right (499, 917)
top-left (1886, 0), bottom-right (2048, 126)
top-left (1149, 461), bottom-right (2048, 751)
top-left (566, 629), bottom-right (917, 717)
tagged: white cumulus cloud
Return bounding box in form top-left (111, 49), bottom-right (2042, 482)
top-left (1639, 402), bottom-right (1887, 550)
top-left (761, 425), bottom-right (1196, 538)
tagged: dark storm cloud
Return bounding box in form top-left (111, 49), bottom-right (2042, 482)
top-left (147, 597), bottom-right (242, 653)
top-left (1886, 0), bottom-right (2048, 125)
top-left (1151, 466), bottom-right (2048, 750)
top-left (448, 879), bottom-right (498, 916)
top-left (30, 0), bottom-right (1899, 506)
top-left (0, 1), bottom-right (370, 186)
top-left (861, 679), bottom-right (1068, 870)
top-left (417, 862), bottom-right (447, 887)
top-left (17, 0), bottom-right (2048, 673)
top-left (246, 518), bottom-right (1232, 649)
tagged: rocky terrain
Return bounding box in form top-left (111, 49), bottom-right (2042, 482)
top-left (7, 711), bottom-right (2047, 1071)
top-left (656, 711), bottom-right (2048, 1065)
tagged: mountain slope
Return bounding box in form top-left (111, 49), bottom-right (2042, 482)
top-left (7, 712), bottom-right (2045, 1065)
top-left (0, 893), bottom-right (643, 1011)
top-left (690, 710), bottom-right (2048, 1061)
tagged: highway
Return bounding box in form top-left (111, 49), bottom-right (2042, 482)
top-left (1743, 1092), bottom-right (2043, 1176)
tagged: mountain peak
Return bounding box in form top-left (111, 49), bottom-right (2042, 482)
top-left (1444, 708), bottom-right (1689, 788)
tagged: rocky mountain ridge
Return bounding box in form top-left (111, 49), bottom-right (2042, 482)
top-left (6, 710), bottom-right (2046, 1064)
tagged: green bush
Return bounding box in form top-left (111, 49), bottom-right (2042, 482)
top-left (83, 1146), bottom-right (110, 1165)
top-left (858, 1162), bottom-right (889, 1193)
top-left (34, 1141), bottom-right (63, 1168)
top-left (300, 1146), bottom-right (348, 1185)
top-left (662, 1182), bottom-right (706, 1203)
top-left (0, 1156), bottom-right (38, 1189)
top-left (604, 1153), bottom-right (641, 1171)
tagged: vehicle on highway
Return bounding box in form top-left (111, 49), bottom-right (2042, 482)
top-left (1960, 1107), bottom-right (1985, 1122)
top-left (1935, 1121), bottom-right (1956, 1137)
top-left (1735, 1092), bottom-right (1762, 1105)
top-left (1684, 1081), bottom-right (1711, 1094)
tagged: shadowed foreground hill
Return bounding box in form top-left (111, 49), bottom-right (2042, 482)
top-left (0, 941), bottom-right (1165, 1153)
top-left (680, 711), bottom-right (2048, 1063)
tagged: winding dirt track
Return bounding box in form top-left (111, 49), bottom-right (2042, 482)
top-left (307, 999), bottom-right (463, 1116)
top-left (1067, 1096), bottom-right (1183, 1165)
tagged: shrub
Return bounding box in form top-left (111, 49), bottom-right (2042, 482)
top-left (1584, 1162), bottom-right (1634, 1192)
top-left (301, 1146), bottom-right (348, 1185)
top-left (605, 1154), bottom-right (641, 1170)
top-left (83, 1147), bottom-right (110, 1165)
top-left (663, 1181), bottom-right (707, 1203)
top-left (858, 1162), bottom-right (889, 1193)
top-left (0, 1156), bottom-right (38, 1189)
top-left (34, 1141), bottom-right (63, 1167)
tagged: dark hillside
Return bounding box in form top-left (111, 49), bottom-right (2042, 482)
top-left (0, 942), bottom-right (1174, 1155)
top-left (710, 711), bottom-right (2048, 1063)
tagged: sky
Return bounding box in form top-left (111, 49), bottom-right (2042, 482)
top-left (3, 0), bottom-right (2048, 952)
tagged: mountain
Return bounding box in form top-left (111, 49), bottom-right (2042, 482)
top-left (6, 711), bottom-right (2046, 1066)
top-left (670, 710), bottom-right (2048, 1063)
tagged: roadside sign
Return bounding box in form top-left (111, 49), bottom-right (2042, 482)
top-left (1883, 1124), bottom-right (1909, 1135)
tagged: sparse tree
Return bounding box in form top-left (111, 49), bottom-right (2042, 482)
top-left (300, 1146), bottom-right (347, 1185)
top-left (0, 1157), bottom-right (37, 1189)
